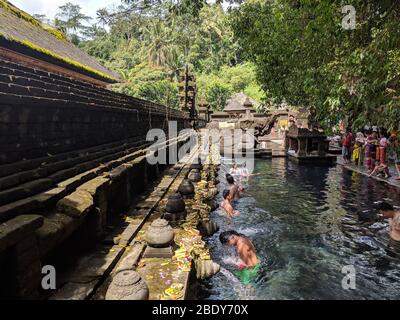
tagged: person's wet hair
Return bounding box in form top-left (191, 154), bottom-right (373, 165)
top-left (219, 230), bottom-right (241, 244)
top-left (374, 201), bottom-right (394, 212)
top-left (226, 174), bottom-right (234, 185)
top-left (223, 189), bottom-right (230, 199)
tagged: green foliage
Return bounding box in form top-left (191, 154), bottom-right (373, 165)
top-left (204, 77), bottom-right (233, 111)
top-left (55, 2), bottom-right (91, 44)
top-left (74, 1), bottom-right (262, 108)
top-left (231, 0), bottom-right (400, 130)
top-left (113, 63), bottom-right (179, 109)
top-left (197, 62), bottom-right (262, 110)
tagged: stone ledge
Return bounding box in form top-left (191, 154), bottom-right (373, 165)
top-left (0, 214), bottom-right (43, 252)
top-left (56, 190), bottom-right (94, 218)
top-left (36, 212), bottom-right (84, 257)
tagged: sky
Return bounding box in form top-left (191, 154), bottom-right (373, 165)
top-left (9, 0), bottom-right (122, 21)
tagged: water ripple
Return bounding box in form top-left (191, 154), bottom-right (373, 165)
top-left (199, 159), bottom-right (400, 300)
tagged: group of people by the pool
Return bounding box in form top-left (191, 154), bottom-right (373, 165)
top-left (218, 161), bottom-right (400, 284)
top-left (218, 161), bottom-right (260, 284)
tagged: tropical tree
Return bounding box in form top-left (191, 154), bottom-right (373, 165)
top-left (55, 3), bottom-right (91, 43)
top-left (141, 20), bottom-right (172, 67)
top-left (96, 8), bottom-right (111, 27)
top-left (231, 0), bottom-right (400, 130)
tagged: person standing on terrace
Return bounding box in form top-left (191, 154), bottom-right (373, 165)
top-left (352, 131), bottom-right (365, 166)
top-left (365, 131), bottom-right (376, 173)
top-left (342, 128), bottom-right (353, 164)
top-left (378, 129), bottom-right (389, 167)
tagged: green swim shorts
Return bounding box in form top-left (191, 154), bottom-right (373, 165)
top-left (235, 263), bottom-right (261, 285)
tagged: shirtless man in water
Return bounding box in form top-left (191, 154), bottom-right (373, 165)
top-left (375, 201), bottom-right (400, 242)
top-left (226, 174), bottom-right (243, 200)
top-left (221, 189), bottom-right (240, 218)
top-left (219, 230), bottom-right (258, 270)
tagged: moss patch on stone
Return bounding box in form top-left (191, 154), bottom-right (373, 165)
top-left (0, 33), bottom-right (116, 81)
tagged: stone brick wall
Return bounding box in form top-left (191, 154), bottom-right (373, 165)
top-left (0, 58), bottom-right (186, 166)
top-left (0, 57), bottom-right (189, 299)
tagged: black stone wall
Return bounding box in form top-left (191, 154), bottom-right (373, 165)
top-left (0, 58), bottom-right (186, 167)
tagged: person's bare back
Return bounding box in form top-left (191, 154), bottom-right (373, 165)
top-left (236, 237), bottom-right (258, 267)
top-left (221, 199), bottom-right (233, 217)
top-left (221, 189), bottom-right (239, 218)
top-left (219, 231), bottom-right (259, 269)
top-left (230, 184), bottom-right (240, 200)
top-left (389, 211), bottom-right (400, 241)
top-left (375, 202), bottom-right (400, 242)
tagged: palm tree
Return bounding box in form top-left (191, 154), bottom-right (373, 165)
top-left (96, 8), bottom-right (110, 27)
top-left (55, 3), bottom-right (91, 42)
top-left (165, 46), bottom-right (184, 81)
top-left (141, 20), bottom-right (172, 67)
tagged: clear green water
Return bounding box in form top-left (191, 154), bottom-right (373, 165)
top-left (199, 158), bottom-right (400, 300)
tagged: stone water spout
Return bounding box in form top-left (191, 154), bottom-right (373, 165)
top-left (195, 259), bottom-right (221, 280)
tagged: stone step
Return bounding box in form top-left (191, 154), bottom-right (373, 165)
top-left (0, 140), bottom-right (148, 193)
top-left (0, 214), bottom-right (44, 252)
top-left (0, 135), bottom-right (148, 177)
top-left (0, 133), bottom-right (189, 223)
top-left (49, 147), bottom-right (197, 300)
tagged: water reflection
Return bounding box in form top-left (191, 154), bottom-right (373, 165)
top-left (199, 158), bottom-right (400, 300)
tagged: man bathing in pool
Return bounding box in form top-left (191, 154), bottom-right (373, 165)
top-left (221, 189), bottom-right (240, 218)
top-left (375, 201), bottom-right (400, 243)
top-left (226, 174), bottom-right (243, 200)
top-left (219, 230), bottom-right (258, 269)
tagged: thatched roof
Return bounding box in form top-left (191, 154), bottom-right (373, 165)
top-left (0, 1), bottom-right (119, 82)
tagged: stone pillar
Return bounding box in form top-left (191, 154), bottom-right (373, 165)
top-left (284, 132), bottom-right (289, 151)
top-left (288, 137), bottom-right (294, 151)
top-left (297, 138), bottom-right (307, 156)
top-left (318, 139), bottom-right (326, 156)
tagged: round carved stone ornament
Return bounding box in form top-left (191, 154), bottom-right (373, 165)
top-left (165, 193), bottom-right (186, 213)
top-left (105, 270), bottom-right (149, 300)
top-left (145, 218), bottom-right (174, 247)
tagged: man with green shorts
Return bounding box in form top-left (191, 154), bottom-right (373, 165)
top-left (220, 230), bottom-right (260, 284)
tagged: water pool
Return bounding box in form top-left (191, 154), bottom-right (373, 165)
top-left (199, 158), bottom-right (400, 300)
